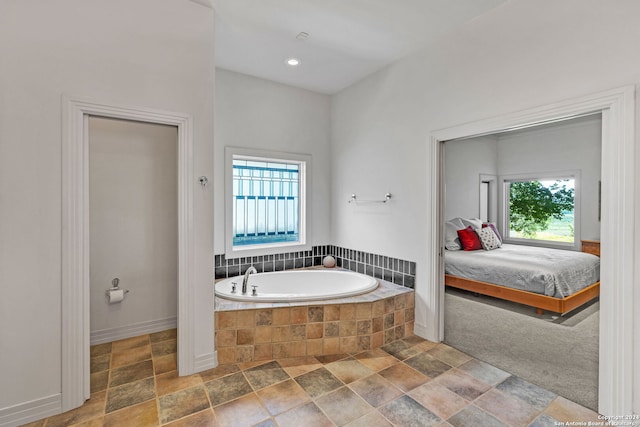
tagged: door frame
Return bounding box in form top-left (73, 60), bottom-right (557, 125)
top-left (428, 86), bottom-right (635, 416)
top-left (61, 97), bottom-right (195, 410)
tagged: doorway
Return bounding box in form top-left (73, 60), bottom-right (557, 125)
top-left (62, 98), bottom-right (199, 411)
top-left (427, 86), bottom-right (635, 416)
top-left (88, 117), bottom-right (178, 345)
top-left (441, 114), bottom-right (602, 410)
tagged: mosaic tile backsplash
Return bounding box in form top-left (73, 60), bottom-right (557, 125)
top-left (214, 245), bottom-right (416, 288)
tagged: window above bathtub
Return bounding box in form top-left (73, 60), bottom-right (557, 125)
top-left (225, 147), bottom-right (311, 258)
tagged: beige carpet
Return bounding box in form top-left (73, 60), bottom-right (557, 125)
top-left (444, 288), bottom-right (599, 411)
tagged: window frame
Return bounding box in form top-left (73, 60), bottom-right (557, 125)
top-left (225, 146), bottom-right (311, 258)
top-left (500, 170), bottom-right (581, 251)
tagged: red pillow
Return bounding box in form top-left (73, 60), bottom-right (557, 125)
top-left (457, 226), bottom-right (483, 251)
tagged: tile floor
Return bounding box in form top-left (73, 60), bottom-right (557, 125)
top-left (23, 330), bottom-right (602, 427)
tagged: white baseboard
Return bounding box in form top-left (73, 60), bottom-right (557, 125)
top-left (194, 351), bottom-right (217, 372)
top-left (413, 322), bottom-right (438, 342)
top-left (90, 317), bottom-right (177, 345)
top-left (0, 394), bottom-right (61, 427)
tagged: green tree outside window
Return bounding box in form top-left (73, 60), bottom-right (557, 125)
top-left (508, 179), bottom-right (575, 241)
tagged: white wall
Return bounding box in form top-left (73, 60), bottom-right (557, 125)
top-left (214, 69), bottom-right (331, 254)
top-left (89, 117), bottom-right (177, 339)
top-left (444, 135), bottom-right (498, 220)
top-left (445, 115), bottom-right (602, 242)
top-left (330, 0), bottom-right (640, 410)
top-left (0, 0), bottom-right (214, 418)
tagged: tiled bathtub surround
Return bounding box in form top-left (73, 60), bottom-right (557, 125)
top-left (214, 281), bottom-right (415, 364)
top-left (214, 245), bottom-right (417, 288)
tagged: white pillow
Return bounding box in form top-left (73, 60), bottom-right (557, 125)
top-left (461, 217), bottom-right (483, 230)
top-left (444, 218), bottom-right (465, 250)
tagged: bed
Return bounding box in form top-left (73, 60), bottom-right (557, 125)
top-left (444, 243), bottom-right (600, 315)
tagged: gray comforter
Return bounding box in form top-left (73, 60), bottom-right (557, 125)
top-left (444, 244), bottom-right (600, 298)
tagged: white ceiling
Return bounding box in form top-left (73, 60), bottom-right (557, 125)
top-left (212, 0), bottom-right (508, 94)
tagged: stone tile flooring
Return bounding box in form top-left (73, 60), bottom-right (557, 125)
top-left (22, 330), bottom-right (602, 427)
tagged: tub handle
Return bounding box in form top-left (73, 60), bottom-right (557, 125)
top-left (251, 285), bottom-right (258, 296)
top-left (231, 282), bottom-right (237, 293)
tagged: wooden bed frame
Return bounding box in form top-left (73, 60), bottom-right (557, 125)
top-left (445, 274), bottom-right (600, 315)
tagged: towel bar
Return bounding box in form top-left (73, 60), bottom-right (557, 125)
top-left (348, 193), bottom-right (392, 204)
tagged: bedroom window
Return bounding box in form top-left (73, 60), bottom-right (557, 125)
top-left (503, 175), bottom-right (577, 245)
top-left (225, 147), bottom-right (309, 257)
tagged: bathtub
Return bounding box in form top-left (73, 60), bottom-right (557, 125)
top-left (215, 269), bottom-right (378, 302)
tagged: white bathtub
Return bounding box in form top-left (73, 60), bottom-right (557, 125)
top-left (214, 269), bottom-right (378, 302)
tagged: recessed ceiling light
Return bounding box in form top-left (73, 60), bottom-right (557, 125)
top-left (286, 58), bottom-right (300, 66)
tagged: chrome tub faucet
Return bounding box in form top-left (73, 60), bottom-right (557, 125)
top-left (242, 266), bottom-right (257, 294)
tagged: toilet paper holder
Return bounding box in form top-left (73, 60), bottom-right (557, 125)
top-left (105, 287), bottom-right (130, 296)
top-left (105, 278), bottom-right (130, 297)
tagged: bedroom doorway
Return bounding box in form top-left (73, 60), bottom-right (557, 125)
top-left (441, 114), bottom-right (602, 410)
top-left (428, 86), bottom-right (635, 417)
